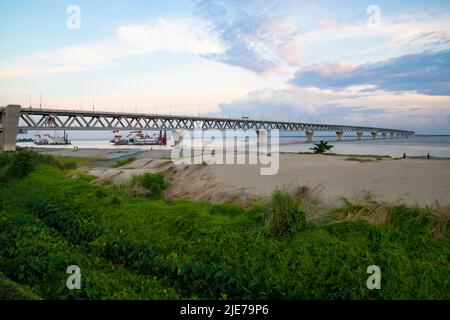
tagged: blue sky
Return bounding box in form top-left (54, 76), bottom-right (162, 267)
top-left (1, 0), bottom-right (450, 133)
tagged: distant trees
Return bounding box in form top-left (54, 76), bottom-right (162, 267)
top-left (310, 140), bottom-right (334, 154)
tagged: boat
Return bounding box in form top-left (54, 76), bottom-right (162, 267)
top-left (111, 130), bottom-right (131, 145)
top-left (111, 130), bottom-right (167, 146)
top-left (131, 131), bottom-right (167, 145)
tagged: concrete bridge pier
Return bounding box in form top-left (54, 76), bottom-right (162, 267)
top-left (371, 132), bottom-right (377, 140)
top-left (356, 132), bottom-right (364, 140)
top-left (382, 132), bottom-right (387, 139)
top-left (389, 132), bottom-right (394, 139)
top-left (256, 129), bottom-right (269, 156)
top-left (306, 130), bottom-right (314, 143)
top-left (0, 105), bottom-right (21, 151)
top-left (336, 131), bottom-right (343, 141)
top-left (256, 129), bottom-right (268, 145)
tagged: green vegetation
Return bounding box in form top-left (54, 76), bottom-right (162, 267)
top-left (0, 273), bottom-right (41, 300)
top-left (0, 150), bottom-right (448, 299)
top-left (310, 140), bottom-right (334, 154)
top-left (112, 156), bottom-right (136, 168)
top-left (266, 189), bottom-right (306, 236)
top-left (132, 172), bottom-right (169, 197)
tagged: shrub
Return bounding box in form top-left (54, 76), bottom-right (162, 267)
top-left (310, 140), bottom-right (334, 154)
top-left (13, 150), bottom-right (35, 177)
top-left (134, 172), bottom-right (168, 197)
top-left (0, 152), bottom-right (15, 168)
top-left (266, 189), bottom-right (306, 236)
top-left (0, 150), bottom-right (35, 182)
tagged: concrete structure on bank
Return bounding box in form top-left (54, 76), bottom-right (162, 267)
top-left (0, 105), bottom-right (21, 151)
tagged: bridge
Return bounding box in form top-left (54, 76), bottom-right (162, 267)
top-left (0, 105), bottom-right (415, 151)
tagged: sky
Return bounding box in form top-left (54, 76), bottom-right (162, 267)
top-left (1, 0), bottom-right (450, 134)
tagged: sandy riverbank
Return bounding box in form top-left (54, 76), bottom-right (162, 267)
top-left (64, 150), bottom-right (450, 207)
top-left (210, 154), bottom-right (450, 206)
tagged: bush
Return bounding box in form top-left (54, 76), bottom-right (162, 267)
top-left (266, 189), bottom-right (306, 236)
top-left (134, 172), bottom-right (168, 197)
top-left (0, 150), bottom-right (35, 182)
top-left (310, 140), bottom-right (334, 154)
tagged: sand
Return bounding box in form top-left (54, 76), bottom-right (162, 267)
top-left (209, 154), bottom-right (450, 206)
top-left (79, 151), bottom-right (450, 207)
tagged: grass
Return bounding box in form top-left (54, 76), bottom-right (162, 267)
top-left (0, 150), bottom-right (448, 299)
top-left (266, 189), bottom-right (306, 236)
top-left (112, 157), bottom-right (136, 168)
top-left (131, 172), bottom-right (169, 198)
top-left (0, 273), bottom-right (41, 300)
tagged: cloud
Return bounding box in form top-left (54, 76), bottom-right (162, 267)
top-left (217, 87), bottom-right (318, 120)
top-left (216, 85), bottom-right (450, 133)
top-left (0, 18), bottom-right (222, 78)
top-left (291, 50), bottom-right (450, 95)
top-left (196, 0), bottom-right (303, 74)
top-left (315, 17), bottom-right (338, 30)
top-left (195, 1), bottom-right (450, 76)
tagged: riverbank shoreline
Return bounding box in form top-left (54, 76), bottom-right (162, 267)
top-left (23, 146), bottom-right (449, 207)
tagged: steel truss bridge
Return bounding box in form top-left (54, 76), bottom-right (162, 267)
top-left (0, 105), bottom-right (414, 151)
top-left (15, 107), bottom-right (414, 135)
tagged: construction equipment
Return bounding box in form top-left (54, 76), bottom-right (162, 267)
top-left (34, 131), bottom-right (71, 145)
top-left (111, 130), bottom-right (167, 145)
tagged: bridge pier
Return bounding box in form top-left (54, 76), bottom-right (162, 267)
top-left (389, 132), bottom-right (394, 139)
top-left (371, 132), bottom-right (377, 140)
top-left (356, 132), bottom-right (363, 140)
top-left (0, 105), bottom-right (21, 151)
top-left (5, 106), bottom-right (415, 147)
top-left (256, 129), bottom-right (268, 145)
top-left (306, 131), bottom-right (314, 143)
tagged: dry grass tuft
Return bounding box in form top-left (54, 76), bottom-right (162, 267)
top-left (294, 186), bottom-right (312, 200)
top-left (342, 204), bottom-right (391, 226)
top-left (430, 203), bottom-right (450, 239)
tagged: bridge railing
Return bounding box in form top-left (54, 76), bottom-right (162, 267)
top-left (1, 106), bottom-right (415, 135)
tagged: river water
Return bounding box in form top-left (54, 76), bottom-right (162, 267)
top-left (17, 134), bottom-right (450, 158)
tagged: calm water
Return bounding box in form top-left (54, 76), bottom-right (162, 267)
top-left (281, 135), bottom-right (450, 158)
top-left (17, 135), bottom-right (450, 158)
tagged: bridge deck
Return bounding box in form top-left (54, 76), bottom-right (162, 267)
top-left (1, 107), bottom-right (414, 135)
